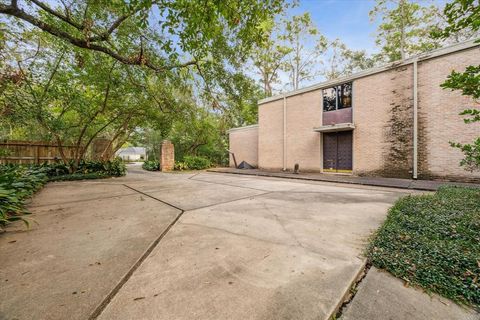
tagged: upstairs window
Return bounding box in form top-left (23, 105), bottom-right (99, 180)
top-left (323, 82), bottom-right (352, 112)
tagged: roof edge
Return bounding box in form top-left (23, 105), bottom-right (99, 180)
top-left (227, 124), bottom-right (259, 133)
top-left (259, 39), bottom-right (480, 105)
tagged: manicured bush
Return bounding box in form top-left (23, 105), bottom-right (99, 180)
top-left (367, 186), bottom-right (480, 307)
top-left (0, 165), bottom-right (48, 228)
top-left (183, 156), bottom-right (211, 170)
top-left (142, 160), bottom-right (160, 171)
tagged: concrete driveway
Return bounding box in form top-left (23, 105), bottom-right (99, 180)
top-left (0, 167), bottom-right (412, 320)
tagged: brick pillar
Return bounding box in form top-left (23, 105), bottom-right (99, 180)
top-left (160, 140), bottom-right (174, 171)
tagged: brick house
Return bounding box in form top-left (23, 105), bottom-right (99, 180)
top-left (229, 40), bottom-right (480, 182)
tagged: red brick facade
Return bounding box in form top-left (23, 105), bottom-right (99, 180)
top-left (160, 140), bottom-right (175, 172)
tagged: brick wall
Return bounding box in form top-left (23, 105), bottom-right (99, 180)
top-left (353, 65), bottom-right (414, 178)
top-left (228, 126), bottom-right (258, 167)
top-left (258, 99), bottom-right (284, 170)
top-left (236, 44), bottom-right (480, 182)
top-left (417, 46), bottom-right (480, 181)
top-left (258, 91), bottom-right (323, 172)
top-left (285, 89), bottom-right (322, 171)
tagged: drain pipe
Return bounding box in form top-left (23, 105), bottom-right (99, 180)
top-left (413, 59), bottom-right (418, 179)
top-left (283, 94), bottom-right (287, 171)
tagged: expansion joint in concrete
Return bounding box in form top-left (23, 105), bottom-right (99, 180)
top-left (122, 184), bottom-right (185, 211)
top-left (88, 185), bottom-right (185, 319)
top-left (189, 176), bottom-right (269, 192)
top-left (330, 262), bottom-right (372, 320)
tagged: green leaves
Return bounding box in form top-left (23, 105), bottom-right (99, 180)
top-left (142, 160), bottom-right (159, 171)
top-left (0, 165), bottom-right (48, 229)
top-left (435, 0), bottom-right (480, 41)
top-left (370, 0), bottom-right (442, 62)
top-left (436, 1), bottom-right (480, 172)
top-left (441, 65), bottom-right (480, 101)
top-left (368, 186), bottom-right (480, 307)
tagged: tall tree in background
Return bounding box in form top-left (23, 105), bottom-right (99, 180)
top-left (322, 39), bottom-right (377, 80)
top-left (370, 0), bottom-right (441, 61)
top-left (250, 21), bottom-right (292, 97)
top-left (435, 0), bottom-right (479, 171)
top-left (280, 13), bottom-right (328, 90)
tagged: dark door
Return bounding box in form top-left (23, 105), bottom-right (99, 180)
top-left (323, 131), bottom-right (352, 172)
top-left (323, 133), bottom-right (338, 171)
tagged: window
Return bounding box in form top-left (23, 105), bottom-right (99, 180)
top-left (323, 82), bottom-right (352, 112)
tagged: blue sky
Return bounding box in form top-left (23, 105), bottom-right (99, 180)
top-left (290, 0), bottom-right (380, 53)
top-left (287, 0), bottom-right (445, 54)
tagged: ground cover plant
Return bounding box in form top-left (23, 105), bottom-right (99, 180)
top-left (0, 165), bottom-right (47, 227)
top-left (367, 186), bottom-right (480, 307)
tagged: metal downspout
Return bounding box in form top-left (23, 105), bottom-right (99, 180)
top-left (413, 60), bottom-right (418, 179)
top-left (283, 94), bottom-right (287, 171)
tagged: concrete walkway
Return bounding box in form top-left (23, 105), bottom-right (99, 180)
top-left (0, 166), bottom-right (477, 320)
top-left (341, 267), bottom-right (479, 320)
top-left (208, 168), bottom-right (480, 191)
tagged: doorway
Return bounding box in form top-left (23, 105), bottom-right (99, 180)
top-left (323, 131), bottom-right (352, 173)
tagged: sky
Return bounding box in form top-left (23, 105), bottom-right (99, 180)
top-left (290, 0), bottom-right (381, 54)
top-left (288, 0), bottom-right (446, 55)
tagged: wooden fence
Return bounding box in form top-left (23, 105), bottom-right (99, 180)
top-left (0, 141), bottom-right (82, 165)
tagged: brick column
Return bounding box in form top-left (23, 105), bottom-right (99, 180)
top-left (160, 140), bottom-right (174, 171)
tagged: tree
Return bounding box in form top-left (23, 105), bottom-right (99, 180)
top-left (0, 0), bottom-right (281, 169)
top-left (250, 21), bottom-right (292, 97)
top-left (0, 1), bottom-right (284, 71)
top-left (435, 0), bottom-right (480, 171)
top-left (370, 0), bottom-right (441, 61)
top-left (322, 39), bottom-right (377, 80)
top-left (0, 0), bottom-right (286, 110)
top-left (0, 27), bottom-right (194, 171)
top-left (280, 13), bottom-right (328, 90)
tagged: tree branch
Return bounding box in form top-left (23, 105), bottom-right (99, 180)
top-left (0, 3), bottom-right (198, 72)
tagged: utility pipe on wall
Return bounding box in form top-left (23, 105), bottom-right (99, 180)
top-left (413, 60), bottom-right (418, 179)
top-left (283, 94), bottom-right (287, 171)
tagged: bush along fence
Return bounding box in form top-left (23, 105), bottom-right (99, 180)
top-left (0, 159), bottom-right (126, 230)
top-left (142, 156), bottom-right (212, 172)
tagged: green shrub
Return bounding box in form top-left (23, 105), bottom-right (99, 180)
top-left (40, 159), bottom-right (126, 177)
top-left (174, 161), bottom-right (189, 171)
top-left (367, 186), bottom-right (480, 307)
top-left (48, 172), bottom-right (109, 182)
top-left (183, 156), bottom-right (211, 170)
top-left (103, 158), bottom-right (126, 176)
top-left (142, 160), bottom-right (160, 171)
top-left (0, 165), bottom-right (48, 228)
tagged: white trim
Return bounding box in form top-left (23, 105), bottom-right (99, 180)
top-left (259, 40), bottom-right (480, 105)
top-left (227, 124), bottom-right (259, 133)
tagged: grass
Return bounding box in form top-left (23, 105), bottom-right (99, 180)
top-left (367, 186), bottom-right (480, 308)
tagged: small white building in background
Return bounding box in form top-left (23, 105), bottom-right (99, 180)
top-left (116, 147), bottom-right (146, 161)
